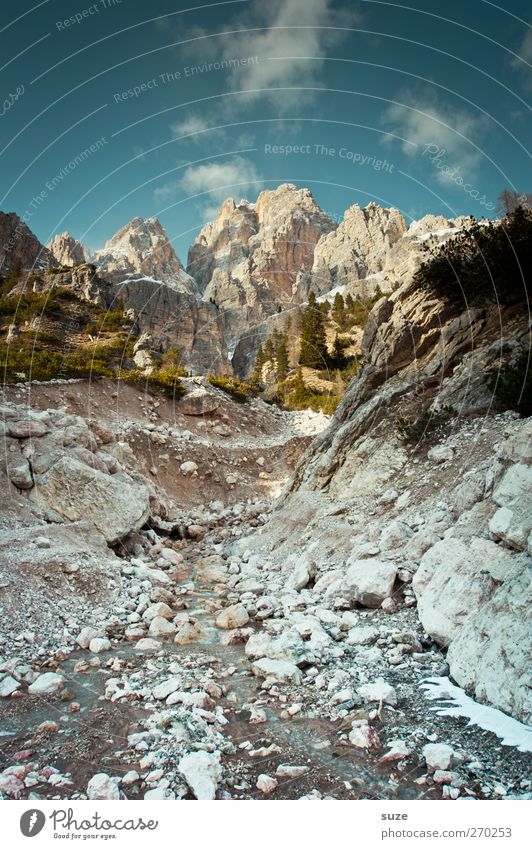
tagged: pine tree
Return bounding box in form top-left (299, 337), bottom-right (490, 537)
top-left (253, 342), bottom-right (265, 382)
top-left (299, 292), bottom-right (327, 368)
top-left (332, 292), bottom-right (345, 328)
top-left (331, 333), bottom-right (344, 367)
top-left (264, 337), bottom-right (275, 362)
top-left (290, 368), bottom-right (308, 406)
top-left (275, 332), bottom-right (289, 382)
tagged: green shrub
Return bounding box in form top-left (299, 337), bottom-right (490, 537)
top-left (488, 349), bottom-right (532, 416)
top-left (208, 374), bottom-right (258, 402)
top-left (413, 206), bottom-right (532, 306)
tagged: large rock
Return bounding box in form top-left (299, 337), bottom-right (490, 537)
top-left (178, 751), bottom-right (222, 800)
top-left (337, 557), bottom-right (397, 607)
top-left (413, 538), bottom-right (503, 646)
top-left (490, 464), bottom-right (532, 551)
top-left (87, 773), bottom-right (120, 800)
top-left (446, 560), bottom-right (532, 723)
top-left (177, 384), bottom-right (220, 416)
top-left (30, 456), bottom-right (150, 544)
top-left (28, 672), bottom-right (64, 696)
top-left (215, 603), bottom-right (249, 629)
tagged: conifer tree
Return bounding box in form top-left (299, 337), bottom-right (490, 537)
top-left (299, 292), bottom-right (327, 368)
top-left (253, 342), bottom-right (265, 382)
top-left (275, 332), bottom-right (289, 382)
top-left (332, 292), bottom-right (345, 328)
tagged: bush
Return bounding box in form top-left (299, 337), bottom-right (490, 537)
top-left (488, 349), bottom-right (532, 416)
top-left (413, 206), bottom-right (532, 306)
top-left (208, 374), bottom-right (258, 402)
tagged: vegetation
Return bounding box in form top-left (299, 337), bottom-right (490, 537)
top-left (413, 206), bottom-right (532, 306)
top-left (208, 374), bottom-right (259, 402)
top-left (488, 349), bottom-right (532, 416)
top-left (282, 368), bottom-right (340, 415)
top-left (299, 292), bottom-right (327, 368)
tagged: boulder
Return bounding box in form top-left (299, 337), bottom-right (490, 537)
top-left (215, 603), bottom-right (249, 629)
top-left (149, 616), bottom-right (176, 637)
top-left (87, 773), bottom-right (120, 800)
top-left (357, 679), bottom-right (397, 706)
top-left (178, 750), bottom-right (222, 800)
top-left (413, 538), bottom-right (501, 646)
top-left (30, 456), bottom-right (150, 544)
top-left (177, 386), bottom-right (220, 416)
top-left (422, 743), bottom-right (455, 772)
top-left (337, 557), bottom-right (397, 607)
top-left (446, 561), bottom-right (532, 723)
top-left (28, 673), bottom-right (65, 696)
top-left (251, 658), bottom-right (303, 685)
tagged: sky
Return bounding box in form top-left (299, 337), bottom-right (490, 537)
top-left (1, 0), bottom-right (531, 264)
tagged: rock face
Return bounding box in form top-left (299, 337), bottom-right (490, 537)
top-left (188, 184), bottom-right (335, 358)
top-left (238, 256), bottom-right (531, 722)
top-left (48, 232), bottom-right (89, 266)
top-left (2, 402), bottom-right (152, 544)
top-left (0, 212), bottom-right (54, 274)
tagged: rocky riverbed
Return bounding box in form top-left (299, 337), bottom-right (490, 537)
top-left (0, 379), bottom-right (531, 801)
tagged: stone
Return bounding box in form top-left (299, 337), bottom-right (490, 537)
top-left (349, 721), bottom-right (381, 749)
top-left (8, 460), bottom-right (33, 490)
top-left (257, 774), bottom-right (278, 794)
top-left (89, 637), bottom-right (111, 654)
top-left (134, 638), bottom-right (162, 651)
top-left (76, 627), bottom-right (103, 649)
top-left (338, 557), bottom-right (397, 607)
top-left (251, 658), bottom-right (303, 685)
top-left (177, 387), bottom-right (220, 416)
top-left (180, 461), bottom-right (198, 476)
top-left (423, 743), bottom-right (455, 771)
top-left (428, 445), bottom-right (454, 463)
top-left (275, 764), bottom-right (308, 778)
top-left (28, 673), bottom-right (64, 696)
top-left (8, 419), bottom-right (49, 439)
top-left (143, 602), bottom-right (173, 623)
top-left (413, 538), bottom-right (501, 646)
top-left (30, 456), bottom-right (150, 545)
top-left (152, 677), bottom-right (181, 700)
top-left (121, 770), bottom-right (140, 786)
top-left (149, 616), bottom-right (176, 637)
top-left (174, 621), bottom-right (204, 645)
top-left (357, 679), bottom-right (398, 706)
top-left (0, 676), bottom-right (20, 697)
top-left (178, 750), bottom-right (222, 800)
top-left (215, 603), bottom-right (249, 629)
top-left (345, 626), bottom-right (379, 645)
top-left (287, 559), bottom-right (312, 591)
top-left (446, 561), bottom-right (532, 723)
top-left (87, 772), bottom-right (120, 800)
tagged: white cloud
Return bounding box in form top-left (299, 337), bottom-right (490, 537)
top-left (511, 25), bottom-right (532, 88)
top-left (180, 156), bottom-right (262, 204)
top-left (183, 0), bottom-right (358, 111)
top-left (171, 115), bottom-right (211, 139)
top-left (382, 94), bottom-right (488, 185)
top-left (154, 156), bottom-right (263, 217)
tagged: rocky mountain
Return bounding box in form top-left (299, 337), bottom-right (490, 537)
top-left (47, 232), bottom-right (89, 267)
top-left (26, 192), bottom-right (478, 377)
top-left (188, 184), bottom-right (336, 355)
top-left (93, 217), bottom-right (197, 296)
top-left (311, 205), bottom-right (474, 298)
top-left (0, 212), bottom-right (54, 275)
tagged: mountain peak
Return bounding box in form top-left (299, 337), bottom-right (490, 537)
top-left (94, 217), bottom-right (196, 295)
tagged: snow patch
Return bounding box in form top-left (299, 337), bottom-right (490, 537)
top-left (421, 677), bottom-right (532, 753)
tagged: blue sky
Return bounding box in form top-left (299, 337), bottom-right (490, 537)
top-left (1, 0), bottom-right (531, 263)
